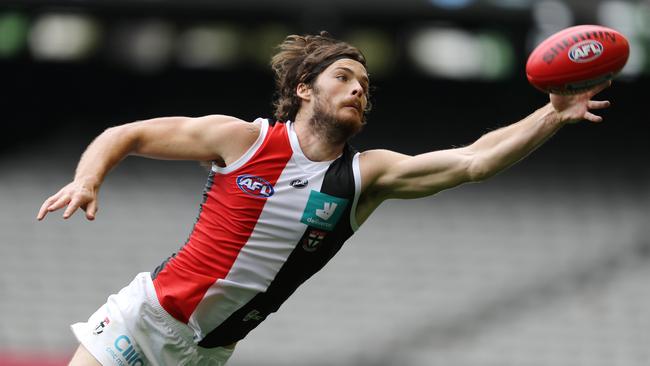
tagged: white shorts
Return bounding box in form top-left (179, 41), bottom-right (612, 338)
top-left (71, 272), bottom-right (234, 366)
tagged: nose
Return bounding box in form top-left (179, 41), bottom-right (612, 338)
top-left (351, 81), bottom-right (364, 97)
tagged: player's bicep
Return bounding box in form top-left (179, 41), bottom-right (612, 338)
top-left (127, 115), bottom-right (247, 161)
top-left (365, 147), bottom-right (477, 200)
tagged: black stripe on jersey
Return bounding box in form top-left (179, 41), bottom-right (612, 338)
top-left (198, 144), bottom-right (358, 348)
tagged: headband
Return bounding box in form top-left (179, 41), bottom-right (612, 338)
top-left (302, 54), bottom-right (359, 84)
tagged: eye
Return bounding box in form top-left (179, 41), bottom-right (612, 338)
top-left (336, 74), bottom-right (348, 81)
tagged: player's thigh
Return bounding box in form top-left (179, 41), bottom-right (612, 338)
top-left (69, 344), bottom-right (102, 366)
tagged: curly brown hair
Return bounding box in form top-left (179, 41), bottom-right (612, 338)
top-left (270, 31), bottom-right (369, 122)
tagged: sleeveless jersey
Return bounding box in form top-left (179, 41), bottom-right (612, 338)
top-left (151, 119), bottom-right (362, 348)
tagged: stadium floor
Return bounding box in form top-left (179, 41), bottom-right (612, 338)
top-left (1, 140), bottom-right (648, 366)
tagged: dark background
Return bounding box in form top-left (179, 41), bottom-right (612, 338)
top-left (2, 1), bottom-right (646, 170)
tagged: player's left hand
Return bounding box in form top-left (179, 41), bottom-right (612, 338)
top-left (37, 179), bottom-right (99, 221)
top-left (550, 81), bottom-right (612, 124)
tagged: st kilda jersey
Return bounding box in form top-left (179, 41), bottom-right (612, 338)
top-left (151, 119), bottom-right (362, 348)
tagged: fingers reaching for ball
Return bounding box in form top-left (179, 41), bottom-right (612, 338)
top-left (588, 100), bottom-right (610, 110)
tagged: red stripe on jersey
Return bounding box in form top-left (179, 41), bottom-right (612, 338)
top-left (153, 122), bottom-right (292, 324)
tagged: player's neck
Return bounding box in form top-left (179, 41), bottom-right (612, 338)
top-left (292, 116), bottom-right (345, 162)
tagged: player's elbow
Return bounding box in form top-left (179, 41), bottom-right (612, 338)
top-left (101, 125), bottom-right (127, 143)
top-left (104, 122), bottom-right (135, 137)
top-left (466, 153), bottom-right (493, 182)
top-left (102, 123), bottom-right (141, 154)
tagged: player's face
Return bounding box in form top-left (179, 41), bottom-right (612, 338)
top-left (312, 58), bottom-right (369, 128)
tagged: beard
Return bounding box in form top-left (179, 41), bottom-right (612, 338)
top-left (309, 87), bottom-right (365, 145)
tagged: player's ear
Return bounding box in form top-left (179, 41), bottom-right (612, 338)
top-left (296, 83), bottom-right (312, 102)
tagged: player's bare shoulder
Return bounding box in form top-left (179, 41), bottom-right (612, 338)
top-left (358, 149), bottom-right (409, 193)
top-left (196, 114), bottom-right (262, 167)
top-left (351, 149), bottom-right (405, 226)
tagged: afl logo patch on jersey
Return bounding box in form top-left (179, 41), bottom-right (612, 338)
top-left (236, 175), bottom-right (275, 198)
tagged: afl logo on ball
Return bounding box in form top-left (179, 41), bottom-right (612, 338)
top-left (237, 175), bottom-right (275, 198)
top-left (568, 40), bottom-right (604, 63)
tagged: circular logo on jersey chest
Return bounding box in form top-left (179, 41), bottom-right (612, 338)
top-left (236, 175), bottom-right (275, 198)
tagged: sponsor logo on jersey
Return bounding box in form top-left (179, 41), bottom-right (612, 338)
top-left (568, 40), bottom-right (603, 63)
top-left (105, 335), bottom-right (145, 366)
top-left (243, 309), bottom-right (265, 322)
top-left (93, 316), bottom-right (110, 335)
top-left (302, 229), bottom-right (327, 252)
top-left (290, 178), bottom-right (309, 188)
top-left (236, 175), bottom-right (275, 198)
top-left (300, 191), bottom-right (349, 231)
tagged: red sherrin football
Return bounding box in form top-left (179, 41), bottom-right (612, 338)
top-left (526, 25), bottom-right (629, 94)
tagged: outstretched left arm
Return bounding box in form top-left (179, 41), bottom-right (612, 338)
top-left (359, 82), bottom-right (612, 210)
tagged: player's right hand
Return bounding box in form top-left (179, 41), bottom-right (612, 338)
top-left (37, 180), bottom-right (99, 221)
top-left (549, 80), bottom-right (611, 124)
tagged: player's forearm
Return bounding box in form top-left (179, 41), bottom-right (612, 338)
top-left (73, 125), bottom-right (138, 188)
top-left (468, 103), bottom-right (563, 180)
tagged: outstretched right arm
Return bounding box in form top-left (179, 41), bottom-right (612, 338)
top-left (36, 114), bottom-right (255, 221)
